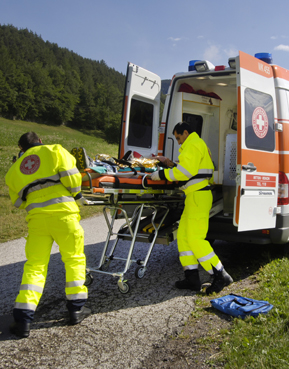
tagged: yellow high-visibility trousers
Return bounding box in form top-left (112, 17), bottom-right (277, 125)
top-left (15, 213), bottom-right (88, 313)
top-left (177, 190), bottom-right (222, 274)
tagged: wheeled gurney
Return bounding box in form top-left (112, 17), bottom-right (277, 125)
top-left (81, 169), bottom-right (223, 293)
top-left (82, 172), bottom-right (185, 293)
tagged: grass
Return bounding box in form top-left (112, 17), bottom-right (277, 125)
top-left (0, 117), bottom-right (118, 242)
top-left (219, 257), bottom-right (289, 368)
top-left (189, 254), bottom-right (289, 368)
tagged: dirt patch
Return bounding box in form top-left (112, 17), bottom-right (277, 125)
top-left (145, 276), bottom-right (258, 369)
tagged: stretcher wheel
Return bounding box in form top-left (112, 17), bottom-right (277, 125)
top-left (135, 266), bottom-right (146, 279)
top-left (85, 273), bottom-right (94, 286)
top-left (118, 281), bottom-right (130, 294)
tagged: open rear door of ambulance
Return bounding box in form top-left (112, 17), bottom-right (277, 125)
top-left (118, 63), bottom-right (161, 159)
top-left (234, 51), bottom-right (279, 232)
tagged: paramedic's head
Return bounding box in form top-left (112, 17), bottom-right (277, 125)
top-left (18, 132), bottom-right (42, 152)
top-left (173, 122), bottom-right (192, 145)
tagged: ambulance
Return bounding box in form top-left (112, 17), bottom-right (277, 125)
top-left (119, 51), bottom-right (289, 245)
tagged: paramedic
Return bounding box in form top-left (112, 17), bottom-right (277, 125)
top-left (5, 132), bottom-right (91, 338)
top-left (151, 122), bottom-right (233, 295)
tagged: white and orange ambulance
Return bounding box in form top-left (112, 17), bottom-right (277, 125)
top-left (119, 51), bottom-right (289, 245)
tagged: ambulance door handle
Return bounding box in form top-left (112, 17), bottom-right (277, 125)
top-left (242, 162), bottom-right (256, 172)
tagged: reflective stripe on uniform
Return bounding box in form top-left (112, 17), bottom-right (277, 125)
top-left (66, 280), bottom-right (85, 288)
top-left (207, 261), bottom-right (223, 275)
top-left (59, 168), bottom-right (79, 177)
top-left (179, 250), bottom-right (194, 257)
top-left (25, 196), bottom-right (75, 212)
top-left (14, 197), bottom-right (24, 208)
top-left (198, 251), bottom-right (216, 263)
top-left (20, 284), bottom-right (44, 293)
top-left (66, 292), bottom-right (88, 300)
top-left (18, 174), bottom-right (61, 199)
top-left (184, 264), bottom-right (199, 271)
top-left (66, 186), bottom-right (81, 193)
top-left (179, 178), bottom-right (208, 191)
top-left (175, 164), bottom-right (192, 179)
top-left (14, 302), bottom-right (37, 311)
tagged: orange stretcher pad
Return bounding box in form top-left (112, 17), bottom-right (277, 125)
top-left (82, 174), bottom-right (175, 191)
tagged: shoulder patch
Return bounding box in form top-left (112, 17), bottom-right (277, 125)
top-left (20, 155), bottom-right (41, 175)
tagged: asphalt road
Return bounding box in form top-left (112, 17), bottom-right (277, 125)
top-left (0, 214), bottom-right (211, 369)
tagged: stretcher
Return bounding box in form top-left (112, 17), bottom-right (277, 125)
top-left (81, 168), bottom-right (224, 293)
top-left (81, 171), bottom-right (187, 293)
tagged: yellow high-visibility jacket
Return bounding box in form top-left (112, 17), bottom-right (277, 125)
top-left (5, 144), bottom-right (82, 219)
top-left (162, 132), bottom-right (214, 195)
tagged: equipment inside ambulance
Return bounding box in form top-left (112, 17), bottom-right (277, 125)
top-left (119, 51), bottom-right (289, 246)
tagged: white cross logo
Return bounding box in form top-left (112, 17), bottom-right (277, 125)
top-left (25, 159), bottom-right (35, 170)
top-left (256, 114), bottom-right (265, 131)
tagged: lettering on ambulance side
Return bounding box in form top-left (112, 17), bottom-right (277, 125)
top-left (20, 155), bottom-right (41, 175)
top-left (258, 62), bottom-right (271, 75)
top-left (245, 174), bottom-right (276, 187)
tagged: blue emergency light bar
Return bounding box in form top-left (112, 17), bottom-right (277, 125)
top-left (188, 60), bottom-right (201, 71)
top-left (255, 53), bottom-right (273, 64)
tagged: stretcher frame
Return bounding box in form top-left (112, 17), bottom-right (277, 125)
top-left (82, 173), bottom-right (223, 293)
top-left (82, 176), bottom-right (185, 293)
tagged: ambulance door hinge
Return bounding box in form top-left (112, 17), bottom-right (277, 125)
top-left (274, 206), bottom-right (281, 215)
top-left (274, 123), bottom-right (283, 132)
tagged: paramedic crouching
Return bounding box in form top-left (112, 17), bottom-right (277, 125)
top-left (5, 132), bottom-right (92, 338)
top-left (151, 122), bottom-right (233, 295)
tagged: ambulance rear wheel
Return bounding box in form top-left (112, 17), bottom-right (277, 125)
top-left (85, 273), bottom-right (94, 286)
top-left (135, 266), bottom-right (146, 279)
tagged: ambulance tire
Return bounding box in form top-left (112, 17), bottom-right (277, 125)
top-left (135, 266), bottom-right (146, 279)
top-left (85, 272), bottom-right (94, 286)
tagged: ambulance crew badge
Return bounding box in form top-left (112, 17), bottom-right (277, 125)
top-left (252, 107), bottom-right (269, 139)
top-left (20, 155), bottom-right (41, 175)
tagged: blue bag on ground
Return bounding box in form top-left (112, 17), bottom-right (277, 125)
top-left (210, 294), bottom-right (273, 318)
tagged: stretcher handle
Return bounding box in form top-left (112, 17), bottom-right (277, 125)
top-left (142, 174), bottom-right (150, 189)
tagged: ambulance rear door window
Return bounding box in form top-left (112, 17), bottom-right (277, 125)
top-left (128, 98), bottom-right (153, 149)
top-left (244, 88), bottom-right (274, 152)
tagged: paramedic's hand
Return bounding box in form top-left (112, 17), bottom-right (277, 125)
top-left (150, 171), bottom-right (160, 181)
top-left (157, 156), bottom-right (175, 168)
top-left (76, 197), bottom-right (94, 206)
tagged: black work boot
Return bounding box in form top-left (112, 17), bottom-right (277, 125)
top-left (10, 321), bottom-right (31, 338)
top-left (69, 306), bottom-right (91, 325)
top-left (175, 269), bottom-right (201, 291)
top-left (206, 266), bottom-right (233, 295)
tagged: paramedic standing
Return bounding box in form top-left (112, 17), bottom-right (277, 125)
top-left (151, 122), bottom-right (233, 295)
top-left (5, 132), bottom-right (91, 338)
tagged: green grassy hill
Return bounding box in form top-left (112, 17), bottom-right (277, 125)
top-left (0, 118), bottom-right (118, 242)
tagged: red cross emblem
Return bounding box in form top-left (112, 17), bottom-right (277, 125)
top-left (20, 155), bottom-right (41, 175)
top-left (252, 107), bottom-right (268, 139)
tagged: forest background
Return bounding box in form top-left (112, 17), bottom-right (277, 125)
top-left (0, 25), bottom-right (169, 143)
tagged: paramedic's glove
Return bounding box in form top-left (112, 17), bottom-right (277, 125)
top-left (150, 171), bottom-right (161, 181)
top-left (76, 197), bottom-right (94, 206)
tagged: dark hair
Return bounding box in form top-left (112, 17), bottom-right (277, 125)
top-left (18, 132), bottom-right (40, 152)
top-left (172, 122), bottom-right (193, 135)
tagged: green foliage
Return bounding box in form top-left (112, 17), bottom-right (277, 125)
top-left (0, 25), bottom-right (125, 142)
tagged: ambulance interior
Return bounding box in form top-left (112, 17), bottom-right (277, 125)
top-left (164, 72), bottom-right (238, 218)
